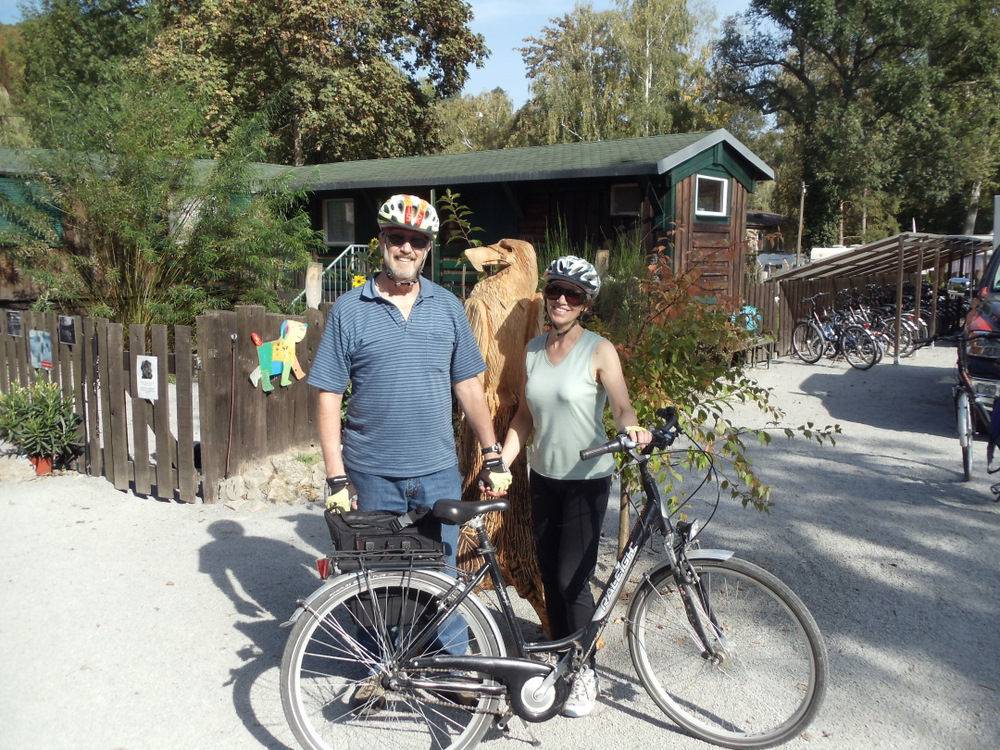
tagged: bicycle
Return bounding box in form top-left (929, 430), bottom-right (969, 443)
top-left (792, 293), bottom-right (877, 369)
top-left (279, 408), bottom-right (829, 750)
top-left (918, 331), bottom-right (1000, 484)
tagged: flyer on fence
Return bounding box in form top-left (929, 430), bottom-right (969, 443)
top-left (136, 355), bottom-right (158, 401)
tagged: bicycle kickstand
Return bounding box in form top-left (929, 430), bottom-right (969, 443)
top-left (495, 714), bottom-right (542, 747)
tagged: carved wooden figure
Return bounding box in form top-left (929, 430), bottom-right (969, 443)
top-left (457, 239), bottom-right (549, 632)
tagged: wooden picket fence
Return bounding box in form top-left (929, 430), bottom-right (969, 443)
top-left (0, 305), bottom-right (327, 503)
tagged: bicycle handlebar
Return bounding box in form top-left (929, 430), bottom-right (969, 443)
top-left (580, 407), bottom-right (680, 461)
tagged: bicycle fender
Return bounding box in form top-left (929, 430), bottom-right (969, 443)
top-left (640, 548), bottom-right (735, 583)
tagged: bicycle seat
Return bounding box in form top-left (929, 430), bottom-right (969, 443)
top-left (432, 499), bottom-right (510, 525)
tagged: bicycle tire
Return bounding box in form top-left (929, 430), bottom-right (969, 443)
top-left (280, 569), bottom-right (505, 750)
top-left (842, 325), bottom-right (877, 370)
top-left (956, 390), bottom-right (973, 481)
top-left (791, 321), bottom-right (823, 364)
top-left (627, 557), bottom-right (828, 750)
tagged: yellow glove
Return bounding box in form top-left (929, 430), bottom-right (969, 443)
top-left (477, 457), bottom-right (512, 495)
top-left (325, 475), bottom-right (352, 513)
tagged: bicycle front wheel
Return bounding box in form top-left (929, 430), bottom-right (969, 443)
top-left (842, 325), bottom-right (877, 370)
top-left (627, 557), bottom-right (827, 750)
top-left (280, 569), bottom-right (505, 750)
top-left (956, 389), bottom-right (973, 481)
top-left (791, 321), bottom-right (824, 364)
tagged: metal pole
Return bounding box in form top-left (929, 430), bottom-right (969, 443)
top-left (796, 182), bottom-right (807, 266)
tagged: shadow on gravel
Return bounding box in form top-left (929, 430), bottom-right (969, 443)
top-left (797, 358), bottom-right (956, 438)
top-left (199, 513), bottom-right (324, 750)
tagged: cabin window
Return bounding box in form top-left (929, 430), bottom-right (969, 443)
top-left (323, 198), bottom-right (355, 247)
top-left (695, 175), bottom-right (729, 217)
top-left (610, 183), bottom-right (642, 216)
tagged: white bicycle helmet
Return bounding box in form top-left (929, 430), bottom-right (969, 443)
top-left (377, 194), bottom-right (439, 238)
top-left (544, 255), bottom-right (601, 299)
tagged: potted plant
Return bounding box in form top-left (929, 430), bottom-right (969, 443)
top-left (0, 376), bottom-right (83, 474)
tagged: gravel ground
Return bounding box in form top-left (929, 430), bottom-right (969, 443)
top-left (1, 343), bottom-right (999, 750)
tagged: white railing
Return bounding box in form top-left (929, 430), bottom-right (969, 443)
top-left (290, 244), bottom-right (372, 312)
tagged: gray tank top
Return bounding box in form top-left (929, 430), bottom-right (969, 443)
top-left (525, 329), bottom-right (617, 480)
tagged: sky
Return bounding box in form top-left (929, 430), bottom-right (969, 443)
top-left (0, 1), bottom-right (751, 108)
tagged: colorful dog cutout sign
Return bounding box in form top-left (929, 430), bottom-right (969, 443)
top-left (249, 320), bottom-right (307, 392)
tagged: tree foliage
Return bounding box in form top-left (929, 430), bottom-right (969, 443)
top-left (435, 89), bottom-right (517, 153)
top-left (0, 72), bottom-right (323, 326)
top-left (715, 0), bottom-right (1000, 244)
top-left (145, 0), bottom-right (488, 165)
top-left (517, 0), bottom-right (719, 144)
top-left (563, 231), bottom-right (839, 524)
top-left (19, 0), bottom-right (158, 99)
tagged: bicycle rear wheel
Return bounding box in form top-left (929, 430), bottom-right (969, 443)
top-left (627, 557), bottom-right (827, 750)
top-left (956, 389), bottom-right (973, 481)
top-left (280, 569), bottom-right (505, 750)
top-left (842, 325), bottom-right (877, 370)
top-left (791, 321), bottom-right (824, 364)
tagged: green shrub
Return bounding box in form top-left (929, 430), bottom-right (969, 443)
top-left (0, 376), bottom-right (83, 466)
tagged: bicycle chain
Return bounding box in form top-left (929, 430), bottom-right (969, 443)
top-left (391, 667), bottom-right (510, 716)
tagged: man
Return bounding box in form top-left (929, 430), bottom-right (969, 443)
top-left (309, 193), bottom-right (510, 581)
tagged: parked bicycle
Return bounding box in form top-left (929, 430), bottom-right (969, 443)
top-left (916, 331), bottom-right (1000, 485)
top-left (792, 293), bottom-right (878, 369)
top-left (279, 407), bottom-right (829, 750)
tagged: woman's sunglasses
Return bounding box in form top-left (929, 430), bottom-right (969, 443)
top-left (385, 232), bottom-right (431, 250)
top-left (544, 283), bottom-right (587, 306)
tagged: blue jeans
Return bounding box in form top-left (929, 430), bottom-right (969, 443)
top-left (347, 465), bottom-right (468, 656)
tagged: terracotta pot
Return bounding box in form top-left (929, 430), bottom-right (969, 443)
top-left (29, 456), bottom-right (53, 475)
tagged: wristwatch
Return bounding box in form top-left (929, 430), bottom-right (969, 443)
top-left (481, 442), bottom-right (502, 456)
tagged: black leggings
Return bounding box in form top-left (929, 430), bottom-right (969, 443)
top-left (530, 470), bottom-right (612, 641)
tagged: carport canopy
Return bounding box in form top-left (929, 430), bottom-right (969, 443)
top-left (772, 232), bottom-right (994, 360)
top-left (774, 233), bottom-right (992, 283)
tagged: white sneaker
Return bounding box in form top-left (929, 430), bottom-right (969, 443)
top-left (561, 664), bottom-right (599, 718)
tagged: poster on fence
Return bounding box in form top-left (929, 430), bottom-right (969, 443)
top-left (29, 330), bottom-right (53, 370)
top-left (58, 315), bottom-right (77, 346)
top-left (136, 355), bottom-right (159, 400)
top-left (6, 310), bottom-right (22, 337)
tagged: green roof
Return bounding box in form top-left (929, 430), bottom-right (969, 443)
top-left (289, 129), bottom-right (773, 191)
top-left (0, 129), bottom-right (774, 191)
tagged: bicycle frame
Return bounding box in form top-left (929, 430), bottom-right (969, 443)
top-left (385, 443), bottom-right (732, 719)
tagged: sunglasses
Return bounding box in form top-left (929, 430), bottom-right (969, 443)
top-left (385, 232), bottom-right (431, 250)
top-left (544, 283), bottom-right (587, 306)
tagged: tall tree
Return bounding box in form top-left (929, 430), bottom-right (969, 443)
top-left (1, 71), bottom-right (322, 326)
top-left (435, 89), bottom-right (517, 153)
top-left (519, 0), bottom-right (716, 145)
top-left (19, 0), bottom-right (159, 98)
top-left (146, 0), bottom-right (488, 165)
top-left (715, 0), bottom-right (1000, 245)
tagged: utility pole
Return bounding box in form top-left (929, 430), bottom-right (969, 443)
top-left (796, 182), bottom-right (807, 266)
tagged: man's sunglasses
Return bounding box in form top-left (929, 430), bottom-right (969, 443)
top-left (385, 232), bottom-right (431, 250)
top-left (544, 283), bottom-right (587, 306)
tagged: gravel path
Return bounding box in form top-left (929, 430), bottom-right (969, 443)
top-left (1, 343), bottom-right (999, 750)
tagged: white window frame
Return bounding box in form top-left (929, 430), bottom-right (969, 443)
top-left (322, 198), bottom-right (355, 247)
top-left (695, 175), bottom-right (729, 217)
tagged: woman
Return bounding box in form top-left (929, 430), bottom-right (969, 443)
top-left (496, 255), bottom-right (651, 718)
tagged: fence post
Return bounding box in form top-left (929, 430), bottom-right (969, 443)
top-left (197, 311), bottom-right (237, 503)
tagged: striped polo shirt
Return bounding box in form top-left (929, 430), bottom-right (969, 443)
top-left (308, 276), bottom-right (486, 476)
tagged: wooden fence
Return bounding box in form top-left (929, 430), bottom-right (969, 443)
top-left (0, 305), bottom-right (327, 503)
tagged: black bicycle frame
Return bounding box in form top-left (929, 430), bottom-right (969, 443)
top-left (404, 447), bottom-right (721, 686)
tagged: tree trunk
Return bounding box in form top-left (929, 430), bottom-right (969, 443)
top-left (963, 179), bottom-right (982, 235)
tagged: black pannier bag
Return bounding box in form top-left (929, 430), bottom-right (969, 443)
top-left (324, 507), bottom-right (446, 572)
top-left (324, 507), bottom-right (448, 629)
